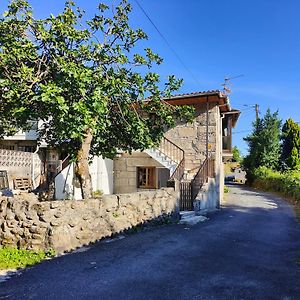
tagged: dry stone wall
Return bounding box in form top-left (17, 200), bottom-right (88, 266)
top-left (0, 188), bottom-right (179, 254)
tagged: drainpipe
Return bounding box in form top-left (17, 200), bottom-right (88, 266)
top-left (31, 145), bottom-right (39, 189)
top-left (206, 96), bottom-right (209, 179)
top-left (220, 113), bottom-right (225, 156)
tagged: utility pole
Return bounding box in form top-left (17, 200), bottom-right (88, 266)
top-left (255, 104), bottom-right (260, 121)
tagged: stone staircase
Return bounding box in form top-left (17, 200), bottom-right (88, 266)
top-left (146, 137), bottom-right (215, 212)
top-left (145, 137), bottom-right (185, 181)
top-left (144, 148), bottom-right (177, 175)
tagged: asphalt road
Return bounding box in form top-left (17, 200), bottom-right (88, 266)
top-left (1, 185), bottom-right (300, 300)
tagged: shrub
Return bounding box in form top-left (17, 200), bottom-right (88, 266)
top-left (252, 166), bottom-right (300, 202)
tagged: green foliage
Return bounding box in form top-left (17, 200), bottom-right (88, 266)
top-left (224, 186), bottom-right (229, 193)
top-left (112, 211), bottom-right (119, 218)
top-left (281, 118), bottom-right (300, 171)
top-left (232, 146), bottom-right (242, 163)
top-left (92, 189), bottom-right (103, 198)
top-left (243, 109), bottom-right (281, 182)
top-left (0, 0), bottom-right (194, 159)
top-left (0, 247), bottom-right (55, 270)
top-left (252, 166), bottom-right (300, 202)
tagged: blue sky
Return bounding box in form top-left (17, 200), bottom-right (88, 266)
top-left (1, 0), bottom-right (300, 155)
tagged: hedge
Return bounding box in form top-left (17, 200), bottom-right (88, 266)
top-left (252, 166), bottom-right (300, 202)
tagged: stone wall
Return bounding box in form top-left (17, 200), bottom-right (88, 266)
top-left (114, 152), bottom-right (165, 194)
top-left (0, 188), bottom-right (179, 254)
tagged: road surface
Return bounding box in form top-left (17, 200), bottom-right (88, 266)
top-left (1, 185), bottom-right (300, 299)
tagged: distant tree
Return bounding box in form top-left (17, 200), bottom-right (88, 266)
top-left (232, 146), bottom-right (242, 163)
top-left (281, 118), bottom-right (300, 170)
top-left (0, 0), bottom-right (194, 198)
top-left (243, 109), bottom-right (281, 180)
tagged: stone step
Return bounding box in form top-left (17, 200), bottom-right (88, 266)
top-left (179, 215), bottom-right (208, 226)
top-left (180, 211), bottom-right (195, 219)
top-left (144, 149), bottom-right (177, 174)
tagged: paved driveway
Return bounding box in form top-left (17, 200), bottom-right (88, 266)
top-left (1, 185), bottom-right (300, 300)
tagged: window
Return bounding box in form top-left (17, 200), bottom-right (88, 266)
top-left (137, 167), bottom-right (156, 189)
top-left (0, 145), bottom-right (15, 150)
top-left (18, 146), bottom-right (35, 153)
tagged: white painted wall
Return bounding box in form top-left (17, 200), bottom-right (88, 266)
top-left (90, 156), bottom-right (114, 195)
top-left (54, 156), bottom-right (114, 200)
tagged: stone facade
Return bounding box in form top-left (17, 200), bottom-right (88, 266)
top-left (114, 152), bottom-right (168, 194)
top-left (164, 102), bottom-right (219, 173)
top-left (0, 188), bottom-right (179, 254)
top-left (114, 102), bottom-right (222, 194)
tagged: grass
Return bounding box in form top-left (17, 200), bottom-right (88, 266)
top-left (0, 247), bottom-right (55, 270)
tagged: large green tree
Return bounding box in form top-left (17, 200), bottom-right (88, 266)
top-left (281, 118), bottom-right (300, 170)
top-left (243, 109), bottom-right (281, 180)
top-left (0, 0), bottom-right (193, 198)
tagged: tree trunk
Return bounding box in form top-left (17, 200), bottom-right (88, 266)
top-left (75, 128), bottom-right (93, 199)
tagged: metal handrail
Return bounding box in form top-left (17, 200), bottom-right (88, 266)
top-left (157, 136), bottom-right (185, 181)
top-left (171, 157), bottom-right (185, 181)
top-left (158, 137), bottom-right (184, 164)
top-left (191, 158), bottom-right (215, 200)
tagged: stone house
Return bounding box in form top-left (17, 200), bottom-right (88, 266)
top-left (113, 90), bottom-right (240, 212)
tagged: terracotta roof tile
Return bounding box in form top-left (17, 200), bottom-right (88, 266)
top-left (165, 90), bottom-right (226, 100)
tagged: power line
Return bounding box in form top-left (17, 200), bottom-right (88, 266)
top-left (133, 0), bottom-right (202, 86)
top-left (232, 130), bottom-right (252, 134)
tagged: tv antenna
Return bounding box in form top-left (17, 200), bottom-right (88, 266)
top-left (222, 74), bottom-right (244, 94)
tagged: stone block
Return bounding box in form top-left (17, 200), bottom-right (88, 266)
top-left (32, 234), bottom-right (43, 240)
top-left (68, 220), bottom-right (77, 227)
top-left (114, 160), bottom-right (127, 171)
top-left (50, 220), bottom-right (61, 227)
top-left (50, 202), bottom-right (60, 209)
top-left (10, 227), bottom-right (23, 235)
top-left (39, 212), bottom-right (53, 223)
top-left (28, 226), bottom-right (37, 233)
top-left (54, 211), bottom-right (63, 218)
top-left (114, 178), bottom-right (129, 187)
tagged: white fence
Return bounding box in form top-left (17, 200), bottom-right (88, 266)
top-left (0, 149), bottom-right (42, 189)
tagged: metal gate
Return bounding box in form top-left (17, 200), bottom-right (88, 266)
top-left (0, 170), bottom-right (9, 190)
top-left (180, 181), bottom-right (193, 211)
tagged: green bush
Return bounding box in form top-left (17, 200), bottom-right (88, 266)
top-left (252, 166), bottom-right (300, 202)
top-left (0, 247), bottom-right (55, 270)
